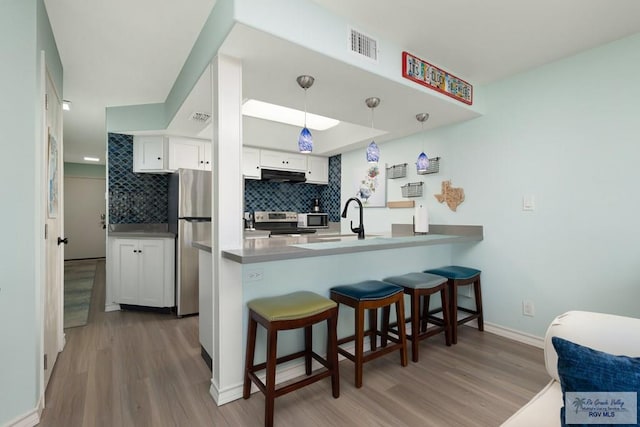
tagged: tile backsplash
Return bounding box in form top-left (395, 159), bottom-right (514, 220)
top-left (245, 155), bottom-right (341, 221)
top-left (108, 133), bottom-right (342, 224)
top-left (108, 133), bottom-right (169, 224)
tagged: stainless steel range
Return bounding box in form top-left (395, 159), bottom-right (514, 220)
top-left (253, 211), bottom-right (317, 236)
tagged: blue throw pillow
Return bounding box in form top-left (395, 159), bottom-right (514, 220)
top-left (552, 336), bottom-right (640, 427)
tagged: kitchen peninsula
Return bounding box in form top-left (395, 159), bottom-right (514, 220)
top-left (194, 224), bottom-right (483, 404)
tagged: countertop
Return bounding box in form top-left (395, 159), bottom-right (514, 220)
top-left (107, 223), bottom-right (176, 239)
top-left (194, 224), bottom-right (482, 264)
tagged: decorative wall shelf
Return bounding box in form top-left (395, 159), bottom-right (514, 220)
top-left (387, 200), bottom-right (415, 208)
top-left (401, 182), bottom-right (424, 198)
top-left (417, 157), bottom-right (440, 175)
top-left (386, 163), bottom-right (407, 179)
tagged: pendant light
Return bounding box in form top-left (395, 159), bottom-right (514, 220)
top-left (365, 97), bottom-right (380, 163)
top-left (415, 113), bottom-right (430, 174)
top-left (297, 75), bottom-right (314, 153)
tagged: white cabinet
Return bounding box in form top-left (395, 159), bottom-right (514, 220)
top-left (243, 147), bottom-right (261, 179)
top-left (110, 237), bottom-right (175, 308)
top-left (168, 137), bottom-right (211, 171)
top-left (259, 149), bottom-right (306, 171)
top-left (306, 156), bottom-right (329, 185)
top-left (133, 135), bottom-right (170, 173)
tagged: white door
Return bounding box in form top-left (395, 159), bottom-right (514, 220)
top-left (138, 239), bottom-right (165, 307)
top-left (64, 176), bottom-right (106, 260)
top-left (43, 62), bottom-right (64, 389)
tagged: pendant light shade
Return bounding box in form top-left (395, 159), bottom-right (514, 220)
top-left (416, 151), bottom-right (429, 172)
top-left (298, 127), bottom-right (313, 153)
top-left (365, 97), bottom-right (381, 163)
top-left (366, 141), bottom-right (380, 163)
top-left (415, 113), bottom-right (430, 173)
top-left (297, 75), bottom-right (315, 153)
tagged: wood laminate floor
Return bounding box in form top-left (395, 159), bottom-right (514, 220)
top-left (40, 260), bottom-right (549, 426)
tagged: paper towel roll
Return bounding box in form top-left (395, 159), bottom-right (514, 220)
top-left (414, 203), bottom-right (429, 233)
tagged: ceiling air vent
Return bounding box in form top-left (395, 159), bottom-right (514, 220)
top-left (189, 111), bottom-right (211, 123)
top-left (349, 28), bottom-right (378, 61)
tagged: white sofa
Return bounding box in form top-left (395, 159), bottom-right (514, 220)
top-left (501, 310), bottom-right (640, 427)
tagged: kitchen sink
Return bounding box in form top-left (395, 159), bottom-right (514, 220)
top-left (292, 236), bottom-right (389, 250)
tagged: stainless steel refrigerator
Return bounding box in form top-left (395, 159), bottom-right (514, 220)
top-left (168, 169), bottom-right (211, 316)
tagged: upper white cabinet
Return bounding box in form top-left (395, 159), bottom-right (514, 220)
top-left (168, 137), bottom-right (211, 171)
top-left (306, 156), bottom-right (329, 185)
top-left (133, 135), bottom-right (170, 173)
top-left (243, 147), bottom-right (261, 179)
top-left (259, 149), bottom-right (307, 172)
top-left (242, 146), bottom-right (329, 184)
top-left (133, 135), bottom-right (211, 173)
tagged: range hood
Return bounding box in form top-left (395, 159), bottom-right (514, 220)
top-left (260, 168), bottom-right (306, 183)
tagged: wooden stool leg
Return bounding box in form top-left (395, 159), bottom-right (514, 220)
top-left (304, 325), bottom-right (312, 375)
top-left (243, 315), bottom-right (257, 399)
top-left (410, 290), bottom-right (420, 362)
top-left (380, 305), bottom-right (390, 347)
top-left (440, 287), bottom-right (452, 346)
top-left (395, 296), bottom-right (408, 367)
top-left (449, 280), bottom-right (459, 345)
top-left (327, 313), bottom-right (340, 398)
top-left (368, 308), bottom-right (377, 351)
top-left (420, 294), bottom-right (431, 332)
top-left (474, 277), bottom-right (484, 331)
top-left (264, 327), bottom-right (278, 427)
top-left (355, 304), bottom-right (365, 388)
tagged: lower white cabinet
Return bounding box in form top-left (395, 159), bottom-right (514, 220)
top-left (110, 237), bottom-right (175, 308)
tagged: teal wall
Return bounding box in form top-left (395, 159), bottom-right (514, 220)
top-left (0, 0), bottom-right (63, 423)
top-left (64, 162), bottom-right (106, 178)
top-left (342, 32), bottom-right (640, 338)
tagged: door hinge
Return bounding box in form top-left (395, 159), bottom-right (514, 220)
top-left (45, 93), bottom-right (49, 110)
top-left (44, 223), bottom-right (48, 239)
top-left (44, 354), bottom-right (48, 370)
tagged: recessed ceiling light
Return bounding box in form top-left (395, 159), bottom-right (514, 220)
top-left (83, 157), bottom-right (100, 162)
top-left (63, 100), bottom-right (71, 111)
top-left (242, 99), bottom-right (340, 131)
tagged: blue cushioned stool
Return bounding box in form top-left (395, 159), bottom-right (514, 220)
top-left (423, 266), bottom-right (483, 344)
top-left (383, 272), bottom-right (451, 362)
top-left (330, 280), bottom-right (408, 388)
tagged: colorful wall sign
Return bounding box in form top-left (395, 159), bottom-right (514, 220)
top-left (402, 51), bottom-right (473, 105)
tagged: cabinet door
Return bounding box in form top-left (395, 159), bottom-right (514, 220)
top-left (138, 239), bottom-right (167, 307)
top-left (243, 147), bottom-right (261, 179)
top-left (133, 136), bottom-right (167, 172)
top-left (168, 138), bottom-right (203, 171)
top-left (306, 156), bottom-right (329, 184)
top-left (202, 142), bottom-right (211, 171)
top-left (113, 239), bottom-right (140, 304)
top-left (260, 149), bottom-right (306, 171)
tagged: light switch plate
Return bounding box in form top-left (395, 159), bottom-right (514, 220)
top-left (522, 195), bottom-right (535, 211)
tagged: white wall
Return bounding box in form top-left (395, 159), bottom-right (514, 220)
top-left (342, 32), bottom-right (640, 337)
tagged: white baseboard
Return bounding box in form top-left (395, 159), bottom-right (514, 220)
top-left (7, 394), bottom-right (43, 427)
top-left (104, 303), bottom-right (120, 312)
top-left (482, 322), bottom-right (544, 348)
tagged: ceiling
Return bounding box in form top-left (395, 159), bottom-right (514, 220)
top-left (44, 0), bottom-right (640, 164)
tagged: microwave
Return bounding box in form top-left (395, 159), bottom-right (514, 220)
top-left (297, 213), bottom-right (329, 229)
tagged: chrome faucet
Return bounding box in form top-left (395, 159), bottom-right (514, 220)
top-left (341, 197), bottom-right (365, 239)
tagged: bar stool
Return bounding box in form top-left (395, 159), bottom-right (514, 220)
top-left (330, 280), bottom-right (408, 388)
top-left (423, 266), bottom-right (483, 344)
top-left (383, 272), bottom-right (451, 362)
top-left (243, 291), bottom-right (339, 427)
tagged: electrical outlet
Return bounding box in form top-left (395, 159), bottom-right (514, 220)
top-left (246, 269), bottom-right (264, 281)
top-left (522, 299), bottom-right (535, 317)
top-left (459, 284), bottom-right (473, 298)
